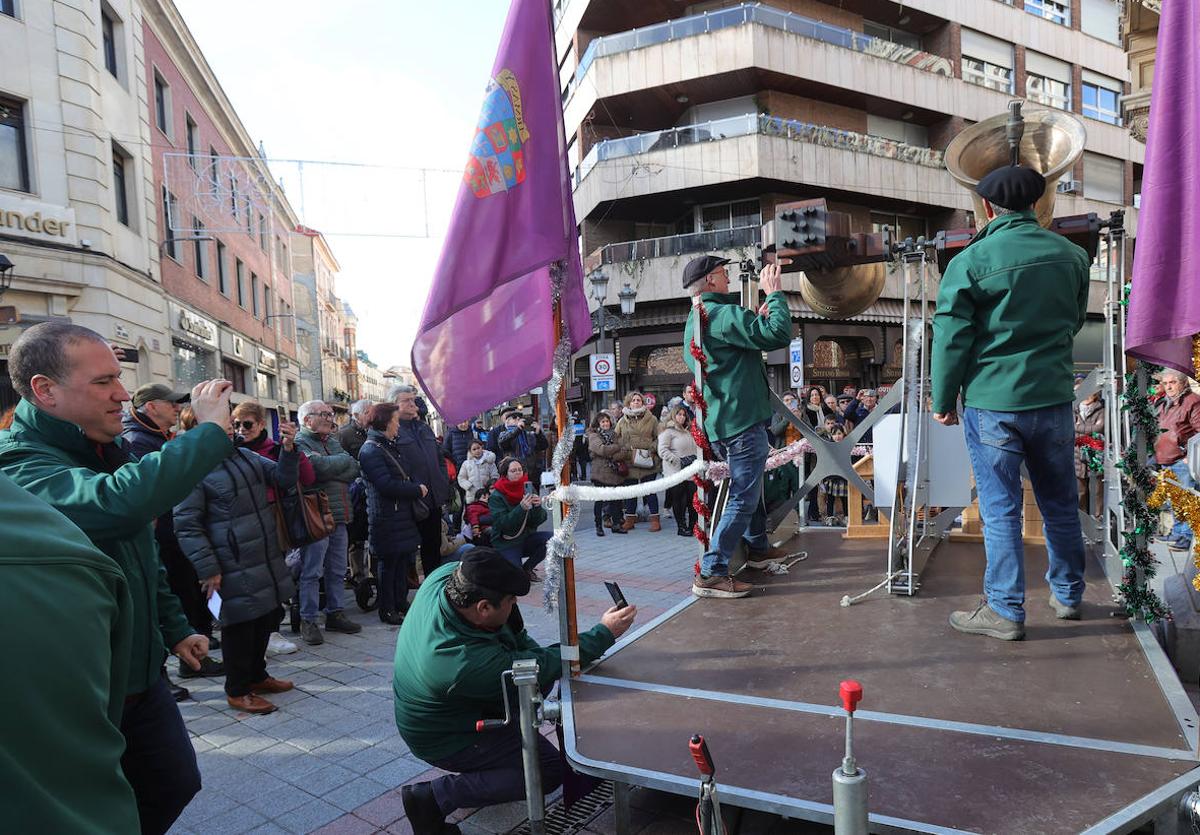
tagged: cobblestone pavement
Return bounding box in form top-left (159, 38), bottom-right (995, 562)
top-left (168, 501), bottom-right (707, 835)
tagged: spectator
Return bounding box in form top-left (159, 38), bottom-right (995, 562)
top-left (464, 485), bottom-right (494, 546)
top-left (440, 517), bottom-right (473, 563)
top-left (391, 384), bottom-right (451, 581)
top-left (846, 389), bottom-right (878, 442)
top-left (295, 400), bottom-right (363, 645)
top-left (607, 399), bottom-right (624, 423)
top-left (0, 322), bottom-right (234, 834)
top-left (1154, 370), bottom-right (1200, 552)
top-left (822, 424), bottom-right (850, 524)
top-left (339, 399), bottom-right (372, 460)
top-left (233, 402), bottom-right (316, 495)
top-left (488, 456), bottom-right (551, 581)
top-left (359, 402), bottom-right (427, 625)
top-left (834, 394), bottom-right (857, 429)
top-left (122, 383), bottom-right (222, 693)
top-left (173, 417), bottom-right (300, 715)
top-left (570, 414), bottom-right (590, 481)
top-left (616, 391), bottom-right (662, 531)
top-left (823, 394), bottom-right (840, 414)
top-left (484, 410), bottom-right (512, 458)
top-left (1, 472), bottom-right (140, 833)
top-left (496, 411), bottom-right (549, 489)
top-left (770, 393), bottom-right (803, 448)
top-left (799, 385), bottom-right (833, 428)
top-left (459, 439), bottom-right (499, 496)
top-left (394, 550), bottom-right (637, 834)
top-left (659, 404), bottom-right (699, 537)
top-left (1074, 390), bottom-right (1105, 515)
top-left (587, 411), bottom-right (629, 537)
top-left (443, 419), bottom-right (476, 471)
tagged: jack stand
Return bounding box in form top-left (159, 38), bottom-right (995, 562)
top-left (690, 734), bottom-right (725, 835)
top-left (832, 680), bottom-right (868, 835)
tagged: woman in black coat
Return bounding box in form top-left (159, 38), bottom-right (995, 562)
top-left (174, 420), bottom-right (300, 715)
top-left (359, 402), bottom-right (429, 625)
top-left (800, 385), bottom-right (834, 427)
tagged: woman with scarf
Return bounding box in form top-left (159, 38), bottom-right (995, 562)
top-left (487, 457), bottom-right (551, 580)
top-left (615, 391), bottom-right (663, 531)
top-left (1075, 390), bottom-right (1105, 514)
top-left (800, 386), bottom-right (834, 427)
top-left (587, 411), bottom-right (630, 536)
top-left (658, 404), bottom-right (698, 537)
top-left (231, 402), bottom-right (316, 496)
top-left (359, 402), bottom-right (428, 625)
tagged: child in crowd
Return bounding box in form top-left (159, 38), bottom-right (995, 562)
top-left (463, 485), bottom-right (494, 546)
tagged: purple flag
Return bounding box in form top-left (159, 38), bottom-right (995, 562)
top-left (411, 0), bottom-right (591, 423)
top-left (1126, 0), bottom-right (1200, 373)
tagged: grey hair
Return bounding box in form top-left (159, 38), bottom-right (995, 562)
top-left (298, 400), bottom-right (329, 422)
top-left (1161, 369), bottom-right (1190, 383)
top-left (8, 321), bottom-right (110, 400)
top-left (387, 383), bottom-right (417, 401)
top-left (350, 398), bottom-right (373, 416)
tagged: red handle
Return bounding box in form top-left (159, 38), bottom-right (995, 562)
top-left (476, 719), bottom-right (505, 732)
top-left (839, 680), bottom-right (863, 714)
top-left (689, 734), bottom-right (715, 777)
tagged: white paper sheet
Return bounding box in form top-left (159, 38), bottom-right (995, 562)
top-left (207, 589), bottom-right (222, 620)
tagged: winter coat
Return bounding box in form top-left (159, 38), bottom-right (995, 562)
top-left (244, 432), bottom-right (316, 501)
top-left (657, 424), bottom-right (698, 477)
top-left (295, 428), bottom-right (360, 524)
top-left (615, 410), bottom-right (661, 478)
top-left (174, 447), bottom-right (298, 625)
top-left (497, 425), bottom-right (549, 479)
top-left (394, 418), bottom-right (450, 509)
top-left (442, 426), bottom-right (476, 469)
top-left (0, 398), bottom-right (231, 694)
top-left (1155, 390), bottom-right (1200, 466)
top-left (359, 430), bottom-right (425, 557)
top-left (770, 412), bottom-right (804, 448)
top-left (1074, 401), bottom-right (1105, 479)
top-left (339, 421), bottom-right (368, 460)
top-left (488, 484), bottom-right (548, 550)
top-left (799, 403), bottom-right (833, 428)
top-left (121, 409), bottom-right (187, 563)
top-left (587, 430), bottom-right (630, 487)
top-left (458, 449), bottom-right (499, 495)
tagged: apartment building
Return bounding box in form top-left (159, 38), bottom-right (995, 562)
top-left (557, 0), bottom-right (1140, 402)
top-left (291, 224), bottom-right (355, 411)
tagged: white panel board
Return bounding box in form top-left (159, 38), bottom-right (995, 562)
top-left (873, 414), bottom-right (973, 509)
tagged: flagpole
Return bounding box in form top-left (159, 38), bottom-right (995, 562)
top-left (553, 284), bottom-right (581, 676)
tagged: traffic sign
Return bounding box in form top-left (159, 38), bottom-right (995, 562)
top-left (789, 338), bottom-right (804, 391)
top-left (590, 353), bottom-right (616, 392)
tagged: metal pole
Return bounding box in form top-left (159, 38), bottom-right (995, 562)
top-left (553, 292), bottom-right (580, 676)
top-left (512, 659), bottom-right (545, 835)
top-left (832, 680), bottom-right (868, 835)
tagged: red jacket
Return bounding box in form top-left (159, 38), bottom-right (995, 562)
top-left (1155, 390), bottom-right (1200, 466)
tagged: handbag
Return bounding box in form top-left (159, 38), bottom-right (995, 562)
top-left (275, 487), bottom-right (335, 550)
top-left (366, 439), bottom-right (431, 522)
top-left (633, 448), bottom-right (655, 469)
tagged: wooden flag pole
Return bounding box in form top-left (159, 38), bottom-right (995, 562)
top-left (553, 291), bottom-right (581, 676)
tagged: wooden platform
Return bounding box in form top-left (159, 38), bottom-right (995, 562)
top-left (561, 530), bottom-right (1200, 833)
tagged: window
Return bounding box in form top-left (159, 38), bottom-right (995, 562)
top-left (0, 96), bottom-right (30, 192)
top-left (101, 9), bottom-right (118, 77)
top-left (230, 174), bottom-right (238, 218)
top-left (256, 372), bottom-right (276, 400)
top-left (251, 273), bottom-right (260, 316)
top-left (1025, 52), bottom-right (1071, 110)
top-left (1082, 71), bottom-right (1122, 125)
top-left (244, 198), bottom-right (252, 236)
top-left (1024, 0), bottom-right (1069, 26)
top-left (258, 214), bottom-right (267, 250)
top-left (153, 71), bottom-right (170, 136)
top-left (870, 212), bottom-right (929, 242)
top-left (111, 143), bottom-right (131, 227)
top-left (866, 115), bottom-right (929, 147)
top-left (161, 187), bottom-right (179, 259)
top-left (962, 58), bottom-right (1013, 92)
top-left (264, 284), bottom-right (273, 321)
top-left (185, 115), bottom-right (197, 167)
top-left (235, 259), bottom-right (246, 307)
top-left (208, 147), bottom-right (219, 192)
top-left (216, 241), bottom-right (228, 294)
top-left (193, 218), bottom-right (209, 279)
top-left (863, 20), bottom-right (920, 50)
top-left (1081, 0), bottom-right (1120, 43)
top-left (1, 0), bottom-right (14, 18)
top-left (287, 380), bottom-right (297, 403)
top-left (221, 359), bottom-right (247, 394)
top-left (696, 199), bottom-right (760, 232)
top-left (961, 30), bottom-right (1013, 93)
top-left (1083, 152), bottom-right (1125, 203)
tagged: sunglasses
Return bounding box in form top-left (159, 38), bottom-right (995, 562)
top-left (233, 420), bottom-right (258, 430)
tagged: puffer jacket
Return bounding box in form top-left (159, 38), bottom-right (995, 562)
top-left (174, 447), bottom-right (298, 626)
top-left (1074, 400), bottom-right (1105, 479)
top-left (657, 424), bottom-right (697, 477)
top-left (587, 430), bottom-right (630, 487)
top-left (359, 430), bottom-right (424, 557)
top-left (1155, 390), bottom-right (1200, 466)
top-left (615, 410), bottom-right (661, 478)
top-left (458, 449), bottom-right (499, 495)
top-left (394, 418), bottom-right (450, 509)
top-left (295, 428), bottom-right (360, 523)
top-left (442, 426), bottom-right (476, 469)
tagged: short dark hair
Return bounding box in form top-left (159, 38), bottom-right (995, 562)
top-left (368, 402), bottom-right (400, 431)
top-left (469, 438), bottom-right (484, 449)
top-left (445, 567), bottom-right (506, 608)
top-left (473, 486), bottom-right (491, 502)
top-left (8, 321), bottom-right (109, 400)
top-left (498, 456), bottom-right (524, 477)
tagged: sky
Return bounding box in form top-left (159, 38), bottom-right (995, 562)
top-left (174, 0), bottom-right (513, 369)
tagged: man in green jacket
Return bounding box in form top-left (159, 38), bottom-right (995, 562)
top-left (931, 165), bottom-right (1091, 641)
top-left (0, 321), bottom-right (235, 834)
top-left (682, 255), bottom-right (794, 598)
top-left (394, 549), bottom-right (636, 835)
top-left (0, 472), bottom-right (140, 834)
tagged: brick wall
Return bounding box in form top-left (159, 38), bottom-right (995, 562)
top-left (1013, 45), bottom-right (1027, 100)
top-left (1069, 0), bottom-right (1082, 31)
top-left (928, 116), bottom-right (967, 151)
top-left (758, 91), bottom-right (868, 132)
top-left (924, 21), bottom-right (961, 78)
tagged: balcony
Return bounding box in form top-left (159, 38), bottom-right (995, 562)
top-left (588, 225), bottom-right (763, 271)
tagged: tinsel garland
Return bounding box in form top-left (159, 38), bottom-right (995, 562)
top-left (706, 437), bottom-right (871, 481)
top-left (1147, 469), bottom-right (1200, 593)
top-left (687, 300), bottom-right (716, 552)
top-left (1074, 433), bottom-right (1104, 475)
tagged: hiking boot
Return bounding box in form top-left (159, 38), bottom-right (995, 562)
top-left (325, 611), bottom-right (362, 634)
top-left (692, 574), bottom-right (754, 599)
top-left (621, 515), bottom-right (637, 531)
top-left (300, 620), bottom-right (324, 645)
top-left (227, 693), bottom-right (277, 715)
top-left (745, 545), bottom-right (790, 569)
top-left (949, 599), bottom-right (1025, 641)
top-left (402, 781), bottom-right (450, 835)
top-left (179, 655), bottom-right (224, 678)
top-left (1048, 593), bottom-right (1081, 620)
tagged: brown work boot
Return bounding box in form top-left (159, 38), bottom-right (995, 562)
top-left (692, 574), bottom-right (754, 599)
top-left (949, 598), bottom-right (1025, 641)
top-left (250, 676), bottom-right (294, 695)
top-left (622, 515), bottom-right (637, 531)
top-left (227, 693), bottom-right (277, 714)
top-left (745, 545), bottom-right (790, 569)
top-left (648, 514), bottom-right (662, 532)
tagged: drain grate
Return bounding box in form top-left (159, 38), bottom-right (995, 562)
top-left (507, 781), bottom-right (615, 835)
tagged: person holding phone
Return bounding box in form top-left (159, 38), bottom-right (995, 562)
top-left (487, 457), bottom-right (551, 581)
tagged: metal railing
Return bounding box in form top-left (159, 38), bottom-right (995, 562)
top-left (564, 2), bottom-right (953, 102)
top-left (574, 113), bottom-right (946, 187)
top-left (594, 225), bottom-right (762, 266)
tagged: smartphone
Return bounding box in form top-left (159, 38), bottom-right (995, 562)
top-left (276, 405), bottom-right (288, 424)
top-left (524, 481), bottom-right (535, 497)
top-left (604, 581), bottom-right (628, 610)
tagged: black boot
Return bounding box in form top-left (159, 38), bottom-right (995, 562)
top-left (677, 524), bottom-right (691, 537)
top-left (379, 609), bottom-right (404, 625)
top-left (610, 521), bottom-right (627, 534)
top-left (595, 522), bottom-right (606, 537)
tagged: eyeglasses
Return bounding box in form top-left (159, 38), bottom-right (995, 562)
top-left (233, 420), bottom-right (257, 430)
top-left (313, 411), bottom-right (334, 418)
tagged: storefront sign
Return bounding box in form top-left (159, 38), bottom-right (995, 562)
top-left (259, 348), bottom-right (277, 372)
top-left (0, 195), bottom-right (78, 246)
top-left (806, 366), bottom-right (855, 379)
top-left (172, 303), bottom-right (217, 348)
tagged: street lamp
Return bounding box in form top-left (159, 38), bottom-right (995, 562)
top-left (0, 253), bottom-right (13, 300)
top-left (618, 282), bottom-right (637, 316)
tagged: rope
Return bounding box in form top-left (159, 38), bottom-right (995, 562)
top-left (548, 460), bottom-right (707, 505)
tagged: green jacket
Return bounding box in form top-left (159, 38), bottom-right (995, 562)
top-left (295, 427), bottom-right (360, 524)
top-left (394, 562), bottom-right (614, 761)
top-left (0, 399), bottom-right (233, 693)
top-left (683, 291), bottom-right (793, 441)
top-left (488, 487), bottom-right (549, 551)
top-left (0, 473), bottom-right (139, 833)
top-left (931, 211), bottom-right (1090, 414)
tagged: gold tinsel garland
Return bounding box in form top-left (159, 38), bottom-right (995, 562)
top-left (1147, 469), bottom-right (1200, 592)
top-left (1194, 333), bottom-right (1200, 378)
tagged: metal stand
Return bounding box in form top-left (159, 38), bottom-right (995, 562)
top-left (690, 734), bottom-right (725, 835)
top-left (832, 680), bottom-right (868, 835)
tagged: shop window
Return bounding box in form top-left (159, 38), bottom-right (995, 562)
top-left (173, 340), bottom-right (213, 387)
top-left (0, 96), bottom-right (29, 192)
top-left (644, 345), bottom-right (690, 376)
top-left (221, 359), bottom-right (247, 393)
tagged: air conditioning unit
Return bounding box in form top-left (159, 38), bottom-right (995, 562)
top-left (1056, 179), bottom-right (1080, 194)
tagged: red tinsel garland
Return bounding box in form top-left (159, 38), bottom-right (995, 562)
top-left (688, 301), bottom-right (715, 562)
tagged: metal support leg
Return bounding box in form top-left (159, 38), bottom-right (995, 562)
top-left (513, 659), bottom-right (545, 835)
top-left (613, 780), bottom-right (633, 835)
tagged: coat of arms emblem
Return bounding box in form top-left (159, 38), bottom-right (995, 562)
top-left (464, 69), bottom-right (529, 198)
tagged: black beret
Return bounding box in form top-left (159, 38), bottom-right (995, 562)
top-left (456, 548), bottom-right (531, 597)
top-left (975, 165), bottom-right (1046, 211)
top-left (682, 255), bottom-right (732, 290)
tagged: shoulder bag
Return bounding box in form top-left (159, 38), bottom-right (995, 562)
top-left (275, 486), bottom-right (336, 551)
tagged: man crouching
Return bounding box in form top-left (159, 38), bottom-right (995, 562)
top-left (394, 548), bottom-right (637, 834)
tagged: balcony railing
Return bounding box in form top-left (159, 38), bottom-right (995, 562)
top-left (574, 113), bottom-right (946, 187)
top-left (564, 2), bottom-right (953, 102)
top-left (593, 225), bottom-right (763, 267)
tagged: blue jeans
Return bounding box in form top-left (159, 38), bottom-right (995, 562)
top-left (299, 522), bottom-right (348, 622)
top-left (496, 530), bottom-right (551, 571)
top-left (1168, 459), bottom-right (1198, 545)
top-left (702, 422), bottom-right (770, 577)
top-left (963, 405), bottom-right (1086, 623)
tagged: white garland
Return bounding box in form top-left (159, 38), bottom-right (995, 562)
top-left (547, 459), bottom-right (707, 506)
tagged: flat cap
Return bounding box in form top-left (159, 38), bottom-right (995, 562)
top-left (976, 164), bottom-right (1046, 211)
top-left (682, 255), bottom-right (731, 290)
top-left (132, 382), bottom-right (190, 408)
top-left (456, 548), bottom-right (531, 597)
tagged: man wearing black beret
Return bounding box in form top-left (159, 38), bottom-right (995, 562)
top-left (393, 548), bottom-right (637, 834)
top-left (931, 163), bottom-right (1091, 641)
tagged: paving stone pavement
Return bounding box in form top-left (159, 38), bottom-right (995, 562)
top-left (168, 501), bottom-right (704, 835)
